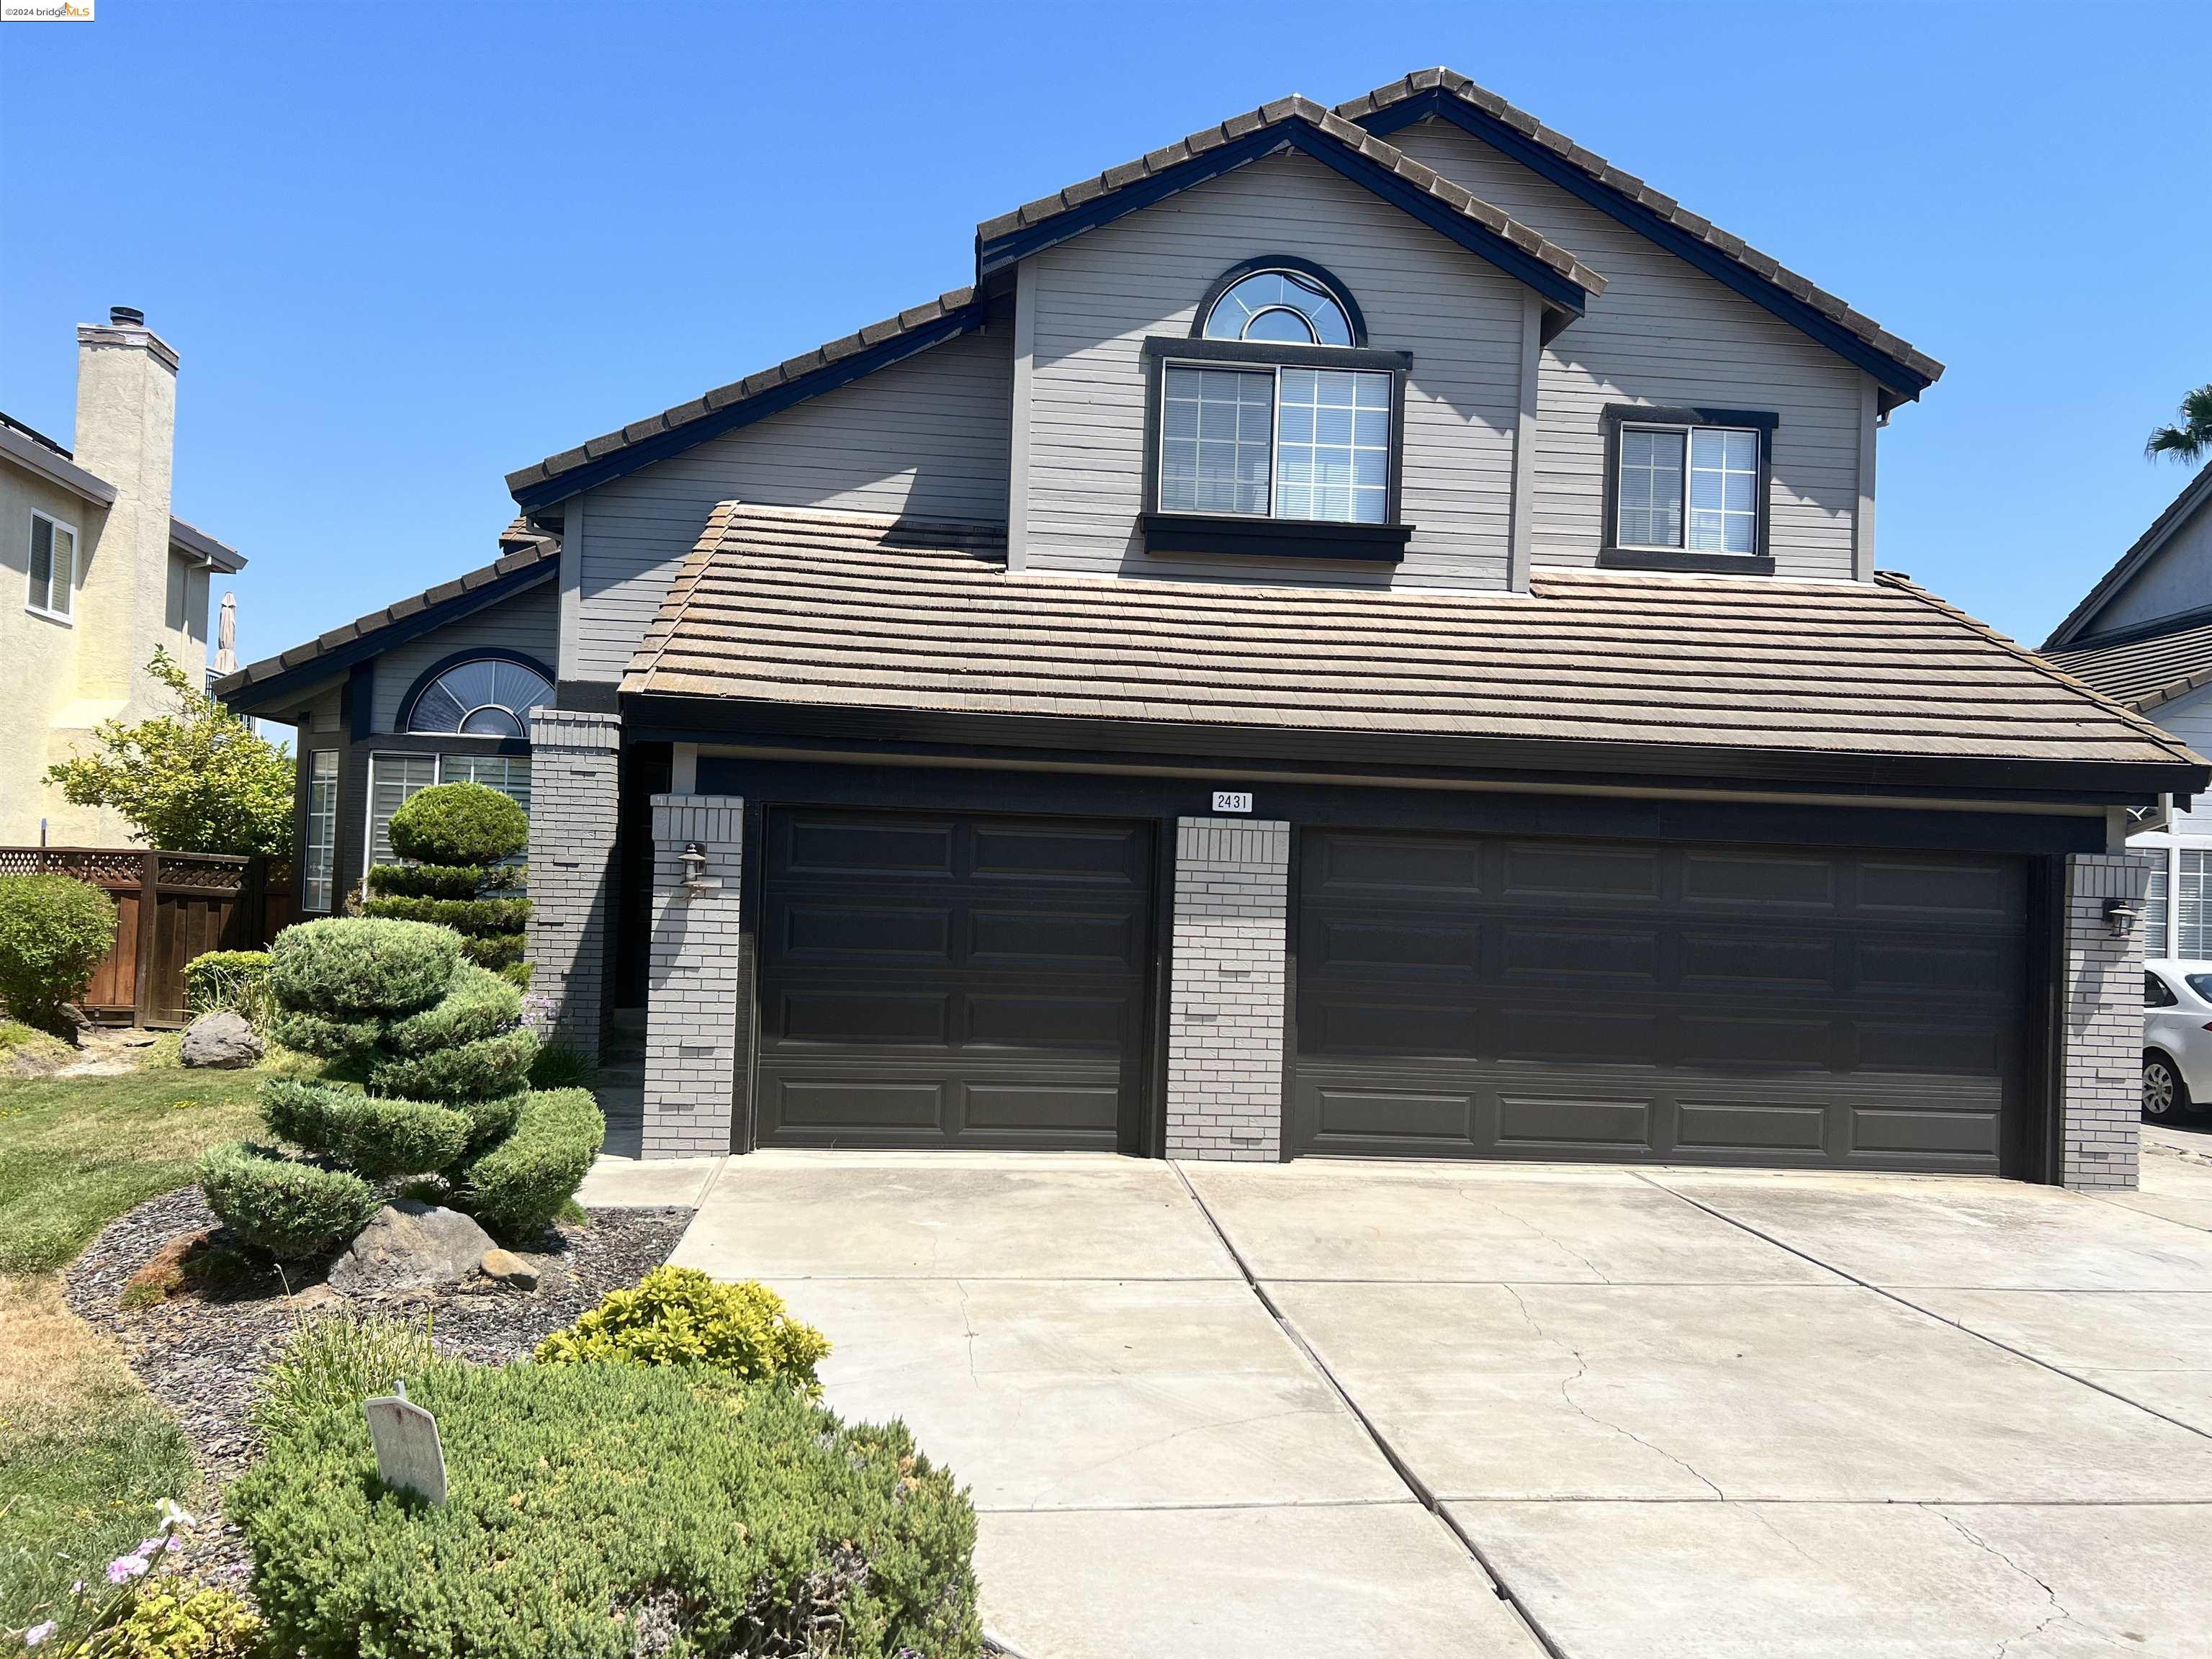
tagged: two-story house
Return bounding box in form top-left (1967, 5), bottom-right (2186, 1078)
top-left (217, 70), bottom-right (2202, 1191)
top-left (3, 308), bottom-right (248, 845)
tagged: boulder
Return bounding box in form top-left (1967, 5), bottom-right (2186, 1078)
top-left (328, 1200), bottom-right (495, 1296)
top-left (181, 1010), bottom-right (264, 1069)
top-left (478, 1247), bottom-right (539, 1289)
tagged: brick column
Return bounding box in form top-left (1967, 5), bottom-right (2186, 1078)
top-left (524, 709), bottom-right (621, 1061)
top-left (641, 794), bottom-right (743, 1159)
top-left (2061, 850), bottom-right (2152, 1191)
top-left (1166, 818), bottom-right (1291, 1162)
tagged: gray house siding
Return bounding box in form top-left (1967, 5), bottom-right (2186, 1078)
top-left (370, 579), bottom-right (560, 732)
top-left (1388, 117), bottom-right (1870, 580)
top-left (569, 322), bottom-right (1015, 683)
top-left (1022, 148), bottom-right (1528, 590)
top-left (2149, 685), bottom-right (2212, 834)
top-left (2087, 503), bottom-right (2212, 639)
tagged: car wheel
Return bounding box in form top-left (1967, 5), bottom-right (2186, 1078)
top-left (2144, 1053), bottom-right (2190, 1120)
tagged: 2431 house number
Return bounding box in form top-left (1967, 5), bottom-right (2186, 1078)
top-left (1212, 791), bottom-right (1254, 813)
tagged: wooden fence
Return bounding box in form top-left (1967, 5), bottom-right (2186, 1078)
top-left (0, 848), bottom-right (296, 1028)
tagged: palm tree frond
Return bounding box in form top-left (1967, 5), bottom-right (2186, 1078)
top-left (2146, 382), bottom-right (2212, 463)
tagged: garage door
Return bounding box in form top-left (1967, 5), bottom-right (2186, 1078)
top-left (1292, 832), bottom-right (2028, 1172)
top-left (755, 808), bottom-right (1155, 1150)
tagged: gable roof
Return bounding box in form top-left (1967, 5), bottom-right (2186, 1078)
top-left (620, 502), bottom-right (2201, 801)
top-left (2046, 611), bottom-right (2212, 714)
top-left (1338, 69), bottom-right (1944, 409)
top-left (508, 90), bottom-right (1605, 516)
top-left (2, 409), bottom-right (246, 570)
top-left (2041, 466), bottom-right (2212, 650)
top-left (213, 525), bottom-right (560, 712)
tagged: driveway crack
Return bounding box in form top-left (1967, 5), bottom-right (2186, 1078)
top-left (1936, 1509), bottom-right (2118, 1658)
top-left (1498, 1284), bottom-right (1725, 1499)
top-left (953, 1279), bottom-right (982, 1390)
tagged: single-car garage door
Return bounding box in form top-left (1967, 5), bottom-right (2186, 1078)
top-left (1292, 831), bottom-right (2029, 1173)
top-left (755, 808), bottom-right (1155, 1150)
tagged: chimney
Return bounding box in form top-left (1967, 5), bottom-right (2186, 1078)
top-left (71, 306), bottom-right (179, 702)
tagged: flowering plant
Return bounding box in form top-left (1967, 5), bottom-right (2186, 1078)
top-left (6, 1501), bottom-right (257, 1656)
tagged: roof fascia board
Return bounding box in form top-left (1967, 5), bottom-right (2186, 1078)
top-left (2043, 467), bottom-right (2212, 649)
top-left (169, 516), bottom-right (247, 572)
top-left (0, 422), bottom-right (116, 507)
top-left (1356, 90), bottom-right (1933, 405)
top-left (217, 557), bottom-right (557, 713)
top-left (511, 305), bottom-right (987, 513)
top-left (976, 120), bottom-right (1590, 318)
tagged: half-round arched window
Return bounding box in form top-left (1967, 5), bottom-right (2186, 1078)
top-left (403, 655), bottom-right (553, 737)
top-left (1200, 263), bottom-right (1359, 348)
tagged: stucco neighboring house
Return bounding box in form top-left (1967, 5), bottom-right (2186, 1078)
top-left (1, 307), bottom-right (247, 845)
top-left (2044, 465), bottom-right (2212, 958)
top-left (220, 68), bottom-right (2204, 1192)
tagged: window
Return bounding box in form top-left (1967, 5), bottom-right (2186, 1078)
top-left (2146, 855), bottom-right (2170, 958)
top-left (1202, 269), bottom-right (1354, 347)
top-left (27, 512), bottom-right (76, 621)
top-left (303, 751), bottom-right (338, 912)
top-left (364, 751), bottom-right (532, 878)
top-left (2180, 849), bottom-right (2212, 959)
top-left (404, 657), bottom-right (552, 737)
top-left (1605, 408), bottom-right (1775, 563)
top-left (2147, 971), bottom-right (2178, 1008)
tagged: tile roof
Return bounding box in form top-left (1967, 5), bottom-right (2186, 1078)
top-left (1336, 69), bottom-right (1943, 392)
top-left (974, 94), bottom-right (1606, 298)
top-left (213, 524), bottom-right (560, 701)
top-left (2042, 467), bottom-right (2212, 650)
top-left (624, 503), bottom-right (2198, 787)
top-left (2045, 613), bottom-right (2212, 714)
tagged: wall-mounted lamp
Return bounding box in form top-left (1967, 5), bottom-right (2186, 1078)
top-left (2105, 898), bottom-right (2141, 938)
top-left (679, 841), bottom-right (721, 896)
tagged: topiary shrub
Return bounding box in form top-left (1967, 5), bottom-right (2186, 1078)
top-left (266, 917), bottom-right (457, 1017)
top-left (536, 1265), bottom-right (830, 1391)
top-left (363, 783), bottom-right (533, 982)
top-left (0, 871), bottom-right (118, 1033)
top-left (230, 1360), bottom-right (980, 1659)
top-left (201, 916), bottom-right (592, 1258)
top-left (200, 1142), bottom-right (377, 1259)
top-left (464, 1087), bottom-right (604, 1236)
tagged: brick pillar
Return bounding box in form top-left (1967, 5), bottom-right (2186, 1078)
top-left (1166, 817), bottom-right (1290, 1162)
top-left (642, 794), bottom-right (743, 1159)
top-left (524, 709), bottom-right (621, 1061)
top-left (2061, 850), bottom-right (2152, 1191)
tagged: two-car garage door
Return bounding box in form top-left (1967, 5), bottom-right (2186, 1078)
top-left (1291, 831), bottom-right (2028, 1174)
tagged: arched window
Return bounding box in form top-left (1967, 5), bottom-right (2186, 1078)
top-left (1200, 265), bottom-right (1358, 348)
top-left (403, 655), bottom-right (553, 737)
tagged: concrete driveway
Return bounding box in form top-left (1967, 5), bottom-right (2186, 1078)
top-left (667, 1149), bottom-right (2212, 1658)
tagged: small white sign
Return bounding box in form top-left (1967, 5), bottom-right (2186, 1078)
top-left (1212, 791), bottom-right (1254, 814)
top-left (365, 1382), bottom-right (447, 1506)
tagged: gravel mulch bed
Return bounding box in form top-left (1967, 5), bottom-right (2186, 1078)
top-left (64, 1190), bottom-right (690, 1592)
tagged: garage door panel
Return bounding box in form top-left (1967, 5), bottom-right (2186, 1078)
top-left (759, 808), bottom-right (1153, 1151)
top-left (1295, 832), bottom-right (2025, 1174)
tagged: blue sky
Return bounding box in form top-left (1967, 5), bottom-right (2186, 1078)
top-left (2, 1), bottom-right (2206, 664)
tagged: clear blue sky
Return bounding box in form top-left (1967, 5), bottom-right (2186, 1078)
top-left (3, 1), bottom-right (2206, 664)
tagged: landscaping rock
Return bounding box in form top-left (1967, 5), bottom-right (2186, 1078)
top-left (327, 1200), bottom-right (495, 1296)
top-left (479, 1247), bottom-right (539, 1289)
top-left (181, 1010), bottom-right (264, 1069)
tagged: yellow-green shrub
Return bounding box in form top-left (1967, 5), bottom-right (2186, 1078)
top-left (535, 1265), bottom-right (830, 1393)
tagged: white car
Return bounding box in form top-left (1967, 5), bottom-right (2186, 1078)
top-left (2144, 959), bottom-right (2212, 1119)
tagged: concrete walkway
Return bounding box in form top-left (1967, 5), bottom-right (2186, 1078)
top-left (668, 1150), bottom-right (2212, 1658)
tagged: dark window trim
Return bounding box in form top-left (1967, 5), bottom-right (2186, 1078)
top-left (300, 745), bottom-right (340, 914)
top-left (395, 646), bottom-right (557, 734)
top-left (1599, 403), bottom-right (1779, 572)
top-left (1140, 336), bottom-right (1412, 559)
top-left (1190, 256), bottom-right (1370, 348)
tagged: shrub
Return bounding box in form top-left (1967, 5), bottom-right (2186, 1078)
top-left (181, 950), bottom-right (271, 1021)
top-left (462, 1087), bottom-right (603, 1238)
top-left (99, 1583), bottom-right (264, 1659)
top-left (362, 862), bottom-right (487, 900)
top-left (378, 964), bottom-right (520, 1056)
top-left (0, 872), bottom-right (117, 1033)
top-left (527, 1041), bottom-right (597, 1089)
top-left (230, 1362), bottom-right (980, 1659)
top-left (351, 894), bottom-right (530, 935)
top-left (266, 1004), bottom-right (382, 1059)
top-left (364, 1027), bottom-right (536, 1102)
top-left (199, 1143), bottom-right (377, 1259)
top-left (251, 1312), bottom-right (440, 1442)
top-left (267, 917), bottom-right (457, 1018)
top-left (386, 782), bottom-right (528, 868)
top-left (261, 1079), bottom-right (470, 1180)
top-left (455, 930), bottom-right (526, 972)
top-left (536, 1265), bottom-right (830, 1390)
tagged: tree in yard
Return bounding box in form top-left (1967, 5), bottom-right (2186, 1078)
top-left (43, 649), bottom-right (295, 856)
top-left (2146, 383), bottom-right (2212, 466)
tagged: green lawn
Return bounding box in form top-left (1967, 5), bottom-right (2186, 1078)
top-left (0, 1067), bottom-right (266, 1640)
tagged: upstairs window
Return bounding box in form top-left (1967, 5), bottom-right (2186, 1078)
top-left (1144, 258), bottom-right (1408, 552)
top-left (403, 655), bottom-right (552, 737)
top-left (27, 511), bottom-right (76, 621)
top-left (1604, 406), bottom-right (1776, 566)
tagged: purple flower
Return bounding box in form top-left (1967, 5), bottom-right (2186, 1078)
top-left (106, 1552), bottom-right (150, 1585)
top-left (24, 1622), bottom-right (57, 1647)
top-left (69, 1582), bottom-right (84, 1596)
